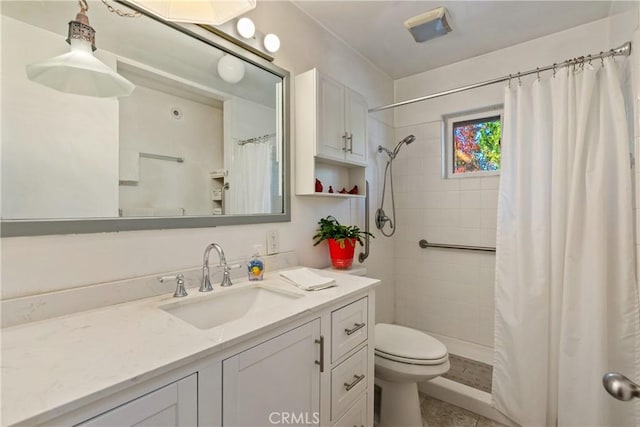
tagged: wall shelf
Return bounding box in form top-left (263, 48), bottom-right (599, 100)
top-left (299, 192), bottom-right (365, 199)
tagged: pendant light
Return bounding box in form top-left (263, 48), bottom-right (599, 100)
top-left (127, 0), bottom-right (256, 26)
top-left (26, 0), bottom-right (135, 98)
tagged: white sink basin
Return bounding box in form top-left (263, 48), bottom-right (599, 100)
top-left (159, 285), bottom-right (303, 330)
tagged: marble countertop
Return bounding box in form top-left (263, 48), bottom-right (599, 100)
top-left (1, 267), bottom-right (379, 427)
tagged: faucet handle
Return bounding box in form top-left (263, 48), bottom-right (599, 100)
top-left (159, 273), bottom-right (188, 298)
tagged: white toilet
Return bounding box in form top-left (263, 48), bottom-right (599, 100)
top-left (375, 323), bottom-right (450, 426)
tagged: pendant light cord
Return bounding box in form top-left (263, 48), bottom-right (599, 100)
top-left (100, 0), bottom-right (141, 18)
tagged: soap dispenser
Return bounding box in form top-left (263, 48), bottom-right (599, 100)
top-left (247, 244), bottom-right (265, 281)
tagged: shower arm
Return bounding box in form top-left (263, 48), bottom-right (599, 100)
top-left (358, 180), bottom-right (370, 263)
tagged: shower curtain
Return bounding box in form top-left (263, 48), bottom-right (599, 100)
top-left (227, 139), bottom-right (272, 214)
top-left (493, 57), bottom-right (639, 426)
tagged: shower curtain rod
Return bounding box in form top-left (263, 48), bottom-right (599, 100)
top-left (368, 41), bottom-right (632, 113)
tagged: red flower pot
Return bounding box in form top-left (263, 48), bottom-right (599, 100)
top-left (327, 238), bottom-right (356, 269)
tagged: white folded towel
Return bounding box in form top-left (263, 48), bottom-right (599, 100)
top-left (119, 149), bottom-right (139, 184)
top-left (279, 268), bottom-right (336, 291)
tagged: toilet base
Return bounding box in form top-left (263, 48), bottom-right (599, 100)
top-left (375, 377), bottom-right (422, 427)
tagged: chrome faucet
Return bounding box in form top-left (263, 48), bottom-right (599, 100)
top-left (201, 243), bottom-right (233, 291)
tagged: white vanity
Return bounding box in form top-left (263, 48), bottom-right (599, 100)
top-left (1, 268), bottom-right (378, 427)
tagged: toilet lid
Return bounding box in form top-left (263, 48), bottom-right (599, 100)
top-left (375, 323), bottom-right (448, 365)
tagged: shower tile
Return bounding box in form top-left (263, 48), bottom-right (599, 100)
top-left (442, 354), bottom-right (493, 393)
top-left (481, 209), bottom-right (498, 230)
top-left (441, 192), bottom-right (460, 209)
top-left (424, 137), bottom-right (442, 158)
top-left (423, 192), bottom-right (443, 209)
top-left (423, 121), bottom-right (442, 139)
top-left (481, 229), bottom-right (497, 247)
top-left (460, 209), bottom-right (482, 228)
top-left (459, 178), bottom-right (482, 191)
top-left (481, 176), bottom-right (500, 189)
top-left (481, 190), bottom-right (499, 209)
top-left (460, 191), bottom-right (482, 208)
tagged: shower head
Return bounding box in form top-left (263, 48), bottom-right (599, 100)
top-left (392, 134), bottom-right (416, 156)
top-left (378, 134), bottom-right (416, 160)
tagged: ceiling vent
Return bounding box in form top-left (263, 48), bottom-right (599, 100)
top-left (404, 7), bottom-right (452, 43)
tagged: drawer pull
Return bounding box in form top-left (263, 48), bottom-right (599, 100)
top-left (344, 374), bottom-right (365, 391)
top-left (314, 336), bottom-right (325, 373)
top-left (344, 322), bottom-right (366, 336)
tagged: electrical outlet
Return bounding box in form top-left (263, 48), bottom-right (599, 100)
top-left (267, 230), bottom-right (279, 255)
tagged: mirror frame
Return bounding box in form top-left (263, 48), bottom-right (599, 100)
top-left (1, 3), bottom-right (291, 237)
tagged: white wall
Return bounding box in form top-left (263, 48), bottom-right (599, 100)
top-left (392, 12), bottom-right (638, 348)
top-left (1, 16), bottom-right (119, 219)
top-left (119, 85), bottom-right (223, 216)
top-left (0, 1), bottom-right (396, 325)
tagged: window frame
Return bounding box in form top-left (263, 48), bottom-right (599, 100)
top-left (443, 105), bottom-right (503, 179)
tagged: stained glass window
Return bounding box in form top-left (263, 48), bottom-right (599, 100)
top-left (451, 115), bottom-right (501, 175)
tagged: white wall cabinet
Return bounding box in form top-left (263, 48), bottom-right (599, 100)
top-left (77, 374), bottom-right (197, 427)
top-left (295, 68), bottom-right (367, 197)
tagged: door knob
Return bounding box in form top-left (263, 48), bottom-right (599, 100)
top-left (603, 372), bottom-right (640, 401)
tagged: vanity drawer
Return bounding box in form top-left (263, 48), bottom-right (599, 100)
top-left (331, 346), bottom-right (368, 421)
top-left (333, 392), bottom-right (367, 427)
top-left (331, 297), bottom-right (368, 362)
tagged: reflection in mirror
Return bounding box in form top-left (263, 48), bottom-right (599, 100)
top-left (1, 0), bottom-right (287, 230)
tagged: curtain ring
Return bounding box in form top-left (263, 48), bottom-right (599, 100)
top-left (587, 54), bottom-right (592, 66)
top-left (517, 72), bottom-right (521, 86)
top-left (552, 63), bottom-right (557, 78)
top-left (508, 74), bottom-right (512, 88)
top-left (600, 52), bottom-right (605, 67)
top-left (536, 67), bottom-right (540, 82)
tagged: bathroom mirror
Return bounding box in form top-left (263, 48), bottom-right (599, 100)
top-left (0, 0), bottom-right (290, 236)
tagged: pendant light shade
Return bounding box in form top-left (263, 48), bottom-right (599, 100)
top-left (127, 0), bottom-right (256, 25)
top-left (27, 39), bottom-right (135, 98)
top-left (26, 3), bottom-right (134, 98)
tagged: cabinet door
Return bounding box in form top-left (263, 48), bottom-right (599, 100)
top-left (77, 374), bottom-right (197, 427)
top-left (345, 89), bottom-right (368, 165)
top-left (317, 74), bottom-right (347, 162)
top-left (223, 319), bottom-right (321, 426)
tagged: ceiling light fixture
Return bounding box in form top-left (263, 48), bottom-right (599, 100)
top-left (263, 33), bottom-right (280, 54)
top-left (236, 17), bottom-right (255, 39)
top-left (127, 0), bottom-right (256, 26)
top-left (26, 0), bottom-right (135, 98)
top-left (404, 6), bottom-right (452, 43)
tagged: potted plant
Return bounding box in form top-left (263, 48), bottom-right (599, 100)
top-left (312, 216), bottom-right (374, 269)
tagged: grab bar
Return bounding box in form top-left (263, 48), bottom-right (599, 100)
top-left (358, 181), bottom-right (370, 263)
top-left (419, 239), bottom-right (496, 253)
top-left (140, 152), bottom-right (184, 163)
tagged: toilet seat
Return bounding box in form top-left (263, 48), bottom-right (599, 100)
top-left (375, 323), bottom-right (448, 366)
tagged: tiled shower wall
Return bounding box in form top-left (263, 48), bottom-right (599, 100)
top-left (392, 121), bottom-right (497, 347)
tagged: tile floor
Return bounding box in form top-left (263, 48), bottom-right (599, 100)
top-left (420, 394), bottom-right (506, 427)
top-left (442, 354), bottom-right (493, 393)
